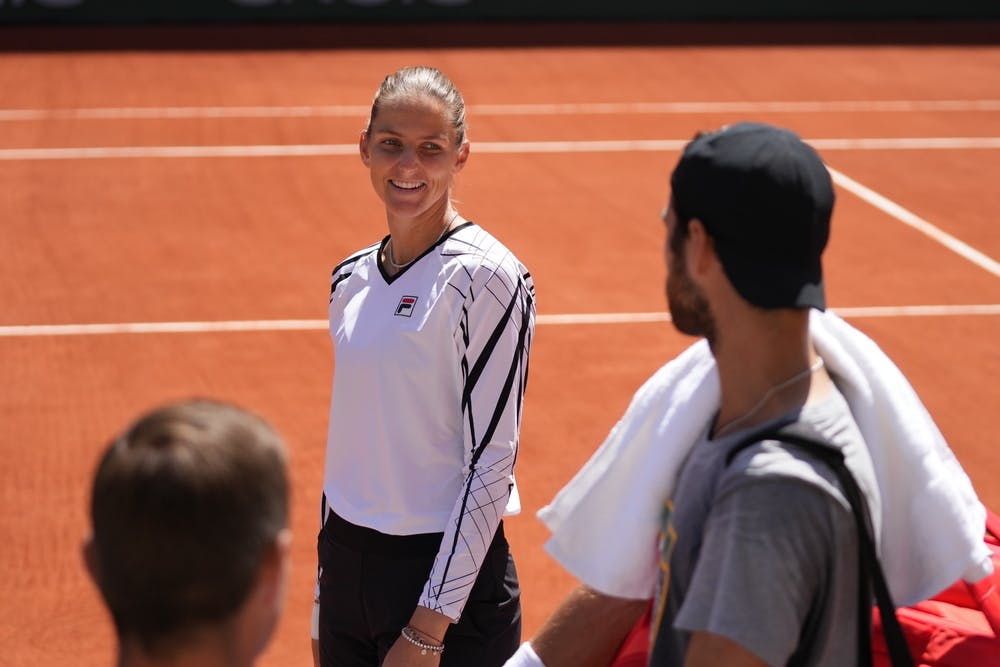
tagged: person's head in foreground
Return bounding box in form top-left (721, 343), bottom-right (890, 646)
top-left (84, 398), bottom-right (291, 667)
top-left (663, 121), bottom-right (835, 344)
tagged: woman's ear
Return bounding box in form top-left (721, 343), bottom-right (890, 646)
top-left (453, 141), bottom-right (470, 173)
top-left (359, 129), bottom-right (371, 167)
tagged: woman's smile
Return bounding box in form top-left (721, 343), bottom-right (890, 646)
top-left (389, 179), bottom-right (426, 191)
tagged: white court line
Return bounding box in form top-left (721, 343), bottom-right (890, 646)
top-left (4, 136), bottom-right (1000, 161)
top-left (1, 305), bottom-right (998, 338)
top-left (0, 144), bottom-right (359, 160)
top-left (477, 137), bottom-right (1000, 153)
top-left (811, 137), bottom-right (1000, 150)
top-left (0, 319), bottom-right (327, 337)
top-left (0, 137), bottom-right (1000, 161)
top-left (3, 99), bottom-right (1000, 121)
top-left (828, 167), bottom-right (1000, 279)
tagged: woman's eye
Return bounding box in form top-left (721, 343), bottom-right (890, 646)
top-left (422, 143), bottom-right (442, 152)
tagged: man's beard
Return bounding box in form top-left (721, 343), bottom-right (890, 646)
top-left (666, 250), bottom-right (717, 345)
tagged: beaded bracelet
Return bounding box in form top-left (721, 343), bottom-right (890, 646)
top-left (400, 625), bottom-right (445, 656)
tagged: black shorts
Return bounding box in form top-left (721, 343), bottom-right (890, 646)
top-left (317, 509), bottom-right (522, 667)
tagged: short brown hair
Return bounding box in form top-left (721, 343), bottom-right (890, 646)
top-left (88, 399), bottom-right (289, 654)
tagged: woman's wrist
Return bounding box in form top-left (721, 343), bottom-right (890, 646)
top-left (400, 625), bottom-right (444, 656)
top-left (405, 623), bottom-right (444, 645)
top-left (408, 605), bottom-right (452, 644)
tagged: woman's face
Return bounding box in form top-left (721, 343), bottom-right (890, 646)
top-left (360, 95), bottom-right (468, 223)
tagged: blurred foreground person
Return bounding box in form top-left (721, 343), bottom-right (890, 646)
top-left (84, 398), bottom-right (292, 667)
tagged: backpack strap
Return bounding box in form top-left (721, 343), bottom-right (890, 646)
top-left (726, 429), bottom-right (914, 667)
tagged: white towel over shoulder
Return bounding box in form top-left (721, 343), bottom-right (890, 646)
top-left (538, 310), bottom-right (991, 605)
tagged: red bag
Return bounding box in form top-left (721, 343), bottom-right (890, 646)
top-left (872, 510), bottom-right (1000, 666)
top-left (613, 514), bottom-right (1000, 667)
top-left (612, 427), bottom-right (1000, 667)
top-left (610, 606), bottom-right (652, 667)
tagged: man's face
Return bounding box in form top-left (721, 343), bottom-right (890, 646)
top-left (663, 202), bottom-right (716, 344)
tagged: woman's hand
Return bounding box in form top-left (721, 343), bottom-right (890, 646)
top-left (382, 635), bottom-right (443, 667)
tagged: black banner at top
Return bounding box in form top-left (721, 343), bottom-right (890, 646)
top-left (2, 0), bottom-right (1000, 24)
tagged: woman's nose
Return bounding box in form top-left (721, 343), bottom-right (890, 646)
top-left (398, 147), bottom-right (419, 171)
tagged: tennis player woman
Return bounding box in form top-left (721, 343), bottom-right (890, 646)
top-left (313, 66), bottom-right (536, 667)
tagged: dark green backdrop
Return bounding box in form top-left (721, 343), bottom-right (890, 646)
top-left (2, 0), bottom-right (1000, 25)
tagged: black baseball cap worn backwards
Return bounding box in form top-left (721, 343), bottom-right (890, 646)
top-left (670, 122), bottom-right (834, 311)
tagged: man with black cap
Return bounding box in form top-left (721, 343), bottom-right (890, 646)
top-left (504, 122), bottom-right (883, 666)
top-left (646, 123), bottom-right (876, 665)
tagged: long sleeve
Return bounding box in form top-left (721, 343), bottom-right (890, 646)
top-left (419, 260), bottom-right (535, 621)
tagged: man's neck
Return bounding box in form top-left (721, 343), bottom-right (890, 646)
top-left (118, 638), bottom-right (248, 667)
top-left (710, 311), bottom-right (829, 438)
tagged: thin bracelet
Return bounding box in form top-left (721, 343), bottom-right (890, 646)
top-left (400, 626), bottom-right (445, 656)
top-left (406, 623), bottom-right (444, 645)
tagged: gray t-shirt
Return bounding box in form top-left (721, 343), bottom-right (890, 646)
top-left (649, 386), bottom-right (880, 666)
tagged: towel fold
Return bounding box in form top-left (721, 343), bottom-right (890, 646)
top-left (538, 310), bottom-right (992, 606)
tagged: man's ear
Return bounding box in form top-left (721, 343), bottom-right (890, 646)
top-left (685, 219), bottom-right (718, 276)
top-left (359, 130), bottom-right (371, 167)
top-left (82, 534), bottom-right (100, 586)
top-left (235, 528), bottom-right (293, 659)
top-left (258, 529), bottom-right (293, 603)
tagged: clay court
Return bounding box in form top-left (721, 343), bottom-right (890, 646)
top-left (1, 22), bottom-right (998, 666)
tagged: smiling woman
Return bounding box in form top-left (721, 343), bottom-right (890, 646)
top-left (360, 66), bottom-right (471, 271)
top-left (314, 66), bottom-right (537, 667)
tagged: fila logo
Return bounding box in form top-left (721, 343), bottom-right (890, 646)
top-left (395, 296), bottom-right (418, 317)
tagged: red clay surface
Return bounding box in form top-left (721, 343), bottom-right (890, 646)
top-left (1, 37), bottom-right (998, 667)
